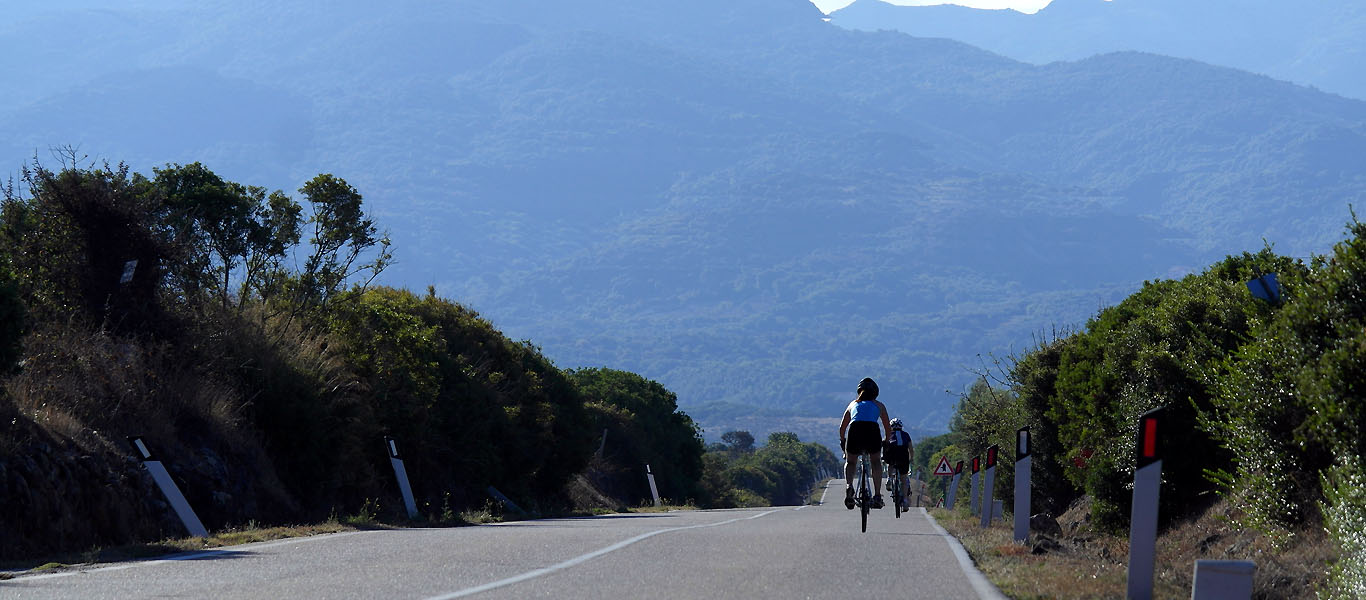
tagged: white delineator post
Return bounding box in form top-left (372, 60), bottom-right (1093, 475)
top-left (946, 461), bottom-right (964, 509)
top-left (1126, 407), bottom-right (1165, 600)
top-left (1014, 427), bottom-right (1032, 543)
top-left (980, 444), bottom-right (999, 528)
top-left (385, 437), bottom-right (419, 519)
top-left (646, 464), bottom-right (661, 507)
top-left (969, 456), bottom-right (981, 516)
top-left (127, 436), bottom-right (208, 538)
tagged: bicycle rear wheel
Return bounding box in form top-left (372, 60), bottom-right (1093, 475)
top-left (860, 456), bottom-right (872, 533)
top-left (893, 468), bottom-right (903, 518)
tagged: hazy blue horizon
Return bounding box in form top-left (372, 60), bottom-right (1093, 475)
top-left (811, 0), bottom-right (1052, 14)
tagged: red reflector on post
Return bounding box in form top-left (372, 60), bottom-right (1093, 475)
top-left (1134, 406), bottom-right (1165, 469)
top-left (1143, 418), bottom-right (1158, 458)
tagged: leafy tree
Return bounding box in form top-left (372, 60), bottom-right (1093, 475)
top-left (699, 431), bottom-right (838, 507)
top-left (150, 163), bottom-right (304, 310)
top-left (1007, 333), bottom-right (1081, 516)
top-left (295, 174), bottom-right (391, 312)
top-left (153, 163), bottom-right (255, 306)
top-left (571, 367), bottom-right (705, 504)
top-left (948, 378), bottom-right (1024, 505)
top-left (721, 430), bottom-right (755, 453)
top-left (0, 161), bottom-right (170, 333)
top-left (1208, 230), bottom-right (1360, 544)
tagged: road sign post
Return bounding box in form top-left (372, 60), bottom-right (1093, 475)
top-left (127, 436), bottom-right (208, 538)
top-left (946, 461), bottom-right (964, 509)
top-left (385, 437), bottom-right (419, 519)
top-left (1014, 428), bottom-right (1031, 543)
top-left (1127, 407), bottom-right (1165, 600)
top-left (980, 445), bottom-right (999, 528)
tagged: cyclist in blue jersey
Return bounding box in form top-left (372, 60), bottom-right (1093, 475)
top-left (839, 377), bottom-right (893, 510)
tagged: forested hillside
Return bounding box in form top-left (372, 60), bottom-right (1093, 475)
top-left (2, 0), bottom-right (1362, 443)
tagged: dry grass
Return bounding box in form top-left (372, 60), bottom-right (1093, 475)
top-left (933, 497), bottom-right (1334, 599)
top-left (0, 521), bottom-right (359, 575)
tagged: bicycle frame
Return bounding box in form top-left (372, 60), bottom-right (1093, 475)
top-left (887, 463), bottom-right (904, 518)
top-left (856, 453), bottom-right (872, 533)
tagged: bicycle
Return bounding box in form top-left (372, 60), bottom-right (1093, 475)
top-left (887, 462), bottom-right (905, 518)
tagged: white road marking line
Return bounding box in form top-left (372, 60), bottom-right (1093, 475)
top-left (920, 508), bottom-right (1010, 600)
top-left (818, 480), bottom-right (832, 505)
top-left (424, 509), bottom-right (784, 600)
top-left (11, 531), bottom-right (373, 582)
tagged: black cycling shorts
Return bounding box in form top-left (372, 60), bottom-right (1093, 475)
top-left (885, 454), bottom-right (910, 475)
top-left (845, 421), bottom-right (882, 457)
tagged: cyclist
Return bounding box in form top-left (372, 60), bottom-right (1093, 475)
top-left (883, 417), bottom-right (914, 510)
top-left (839, 377), bottom-right (893, 510)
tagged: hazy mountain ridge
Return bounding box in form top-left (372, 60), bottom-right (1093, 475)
top-left (830, 0), bottom-right (1366, 101)
top-left (2, 1), bottom-right (1363, 437)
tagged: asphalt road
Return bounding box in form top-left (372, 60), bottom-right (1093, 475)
top-left (5, 480), bottom-right (1006, 599)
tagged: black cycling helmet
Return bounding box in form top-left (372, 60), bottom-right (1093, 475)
top-left (856, 377), bottom-right (879, 399)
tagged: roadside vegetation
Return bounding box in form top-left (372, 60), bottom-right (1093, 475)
top-left (0, 157), bottom-right (831, 565)
top-left (916, 219), bottom-right (1366, 598)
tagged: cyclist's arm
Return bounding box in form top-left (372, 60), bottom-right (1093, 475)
top-left (877, 401), bottom-right (892, 440)
top-left (838, 411), bottom-right (851, 446)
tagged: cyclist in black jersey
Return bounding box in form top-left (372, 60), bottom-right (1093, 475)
top-left (839, 377), bottom-right (893, 510)
top-left (883, 418), bottom-right (914, 510)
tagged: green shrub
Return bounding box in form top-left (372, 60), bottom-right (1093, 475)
top-left (1321, 458), bottom-right (1366, 599)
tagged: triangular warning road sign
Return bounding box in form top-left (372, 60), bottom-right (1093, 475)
top-left (933, 455), bottom-right (955, 476)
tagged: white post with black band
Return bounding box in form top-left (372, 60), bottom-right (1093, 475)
top-left (646, 464), bottom-right (662, 507)
top-left (385, 436), bottom-right (419, 519)
top-left (980, 444), bottom-right (999, 528)
top-left (1126, 407), bottom-right (1165, 600)
top-left (1014, 427), bottom-right (1031, 543)
top-left (127, 436), bottom-right (208, 538)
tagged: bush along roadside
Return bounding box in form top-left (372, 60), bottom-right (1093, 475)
top-left (931, 220), bottom-right (1366, 597)
top-left (0, 159), bottom-right (737, 561)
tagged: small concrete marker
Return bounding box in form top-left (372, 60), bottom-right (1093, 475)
top-left (1191, 560), bottom-right (1256, 600)
top-left (127, 436), bottom-right (208, 538)
top-left (119, 259), bottom-right (138, 285)
top-left (385, 436), bottom-right (419, 519)
top-left (1127, 407), bottom-right (1165, 600)
top-left (980, 444), bottom-right (998, 528)
top-left (1014, 427), bottom-right (1031, 543)
top-left (645, 464), bottom-right (662, 507)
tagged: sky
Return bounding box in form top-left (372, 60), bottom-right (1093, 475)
top-left (810, 0), bottom-right (1054, 14)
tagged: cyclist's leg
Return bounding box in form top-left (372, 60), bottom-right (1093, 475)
top-left (844, 450), bottom-right (857, 489)
top-left (871, 450), bottom-right (884, 494)
top-left (897, 460), bottom-right (911, 507)
top-left (843, 448), bottom-right (857, 509)
top-left (870, 450), bottom-right (886, 507)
